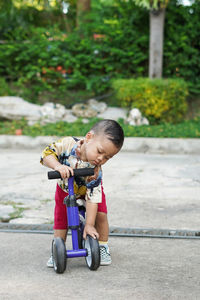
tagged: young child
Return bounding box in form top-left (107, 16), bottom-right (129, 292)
top-left (40, 119), bottom-right (124, 266)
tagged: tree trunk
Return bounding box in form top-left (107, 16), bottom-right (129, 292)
top-left (149, 8), bottom-right (165, 78)
top-left (44, 0), bottom-right (50, 9)
top-left (76, 0), bottom-right (91, 28)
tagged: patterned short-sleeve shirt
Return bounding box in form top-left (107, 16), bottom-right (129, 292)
top-left (40, 136), bottom-right (102, 204)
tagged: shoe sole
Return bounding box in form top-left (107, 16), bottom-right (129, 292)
top-left (100, 261), bottom-right (112, 266)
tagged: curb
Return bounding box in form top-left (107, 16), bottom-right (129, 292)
top-left (1, 223), bottom-right (200, 239)
top-left (0, 135), bottom-right (200, 154)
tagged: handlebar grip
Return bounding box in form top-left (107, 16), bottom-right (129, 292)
top-left (74, 168), bottom-right (95, 177)
top-left (48, 168), bottom-right (95, 180)
top-left (48, 170), bottom-right (61, 179)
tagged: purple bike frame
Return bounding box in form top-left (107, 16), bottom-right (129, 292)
top-left (66, 177), bottom-right (87, 258)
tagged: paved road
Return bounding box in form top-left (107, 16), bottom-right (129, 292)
top-left (0, 147), bottom-right (200, 299)
top-left (1, 232), bottom-right (200, 300)
top-left (0, 149), bottom-right (200, 230)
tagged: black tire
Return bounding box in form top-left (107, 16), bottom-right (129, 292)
top-left (52, 237), bottom-right (67, 274)
top-left (84, 235), bottom-right (100, 271)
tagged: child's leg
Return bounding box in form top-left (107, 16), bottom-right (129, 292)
top-left (96, 183), bottom-right (111, 266)
top-left (95, 212), bottom-right (109, 242)
top-left (54, 229), bottom-right (67, 241)
top-left (54, 184), bottom-right (69, 241)
top-left (96, 182), bottom-right (108, 240)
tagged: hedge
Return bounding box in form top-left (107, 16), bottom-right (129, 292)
top-left (112, 78), bottom-right (188, 124)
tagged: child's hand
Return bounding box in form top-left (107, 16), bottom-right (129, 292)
top-left (87, 166), bottom-right (100, 182)
top-left (54, 164), bottom-right (74, 179)
top-left (83, 224), bottom-right (99, 240)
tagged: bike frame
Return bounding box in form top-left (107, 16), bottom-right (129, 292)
top-left (64, 176), bottom-right (87, 258)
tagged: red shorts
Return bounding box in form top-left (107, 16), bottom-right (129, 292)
top-left (54, 183), bottom-right (107, 230)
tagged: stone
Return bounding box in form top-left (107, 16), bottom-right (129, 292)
top-left (72, 103), bottom-right (97, 118)
top-left (0, 96), bottom-right (42, 122)
top-left (126, 108), bottom-right (149, 126)
top-left (82, 118), bottom-right (90, 124)
top-left (87, 99), bottom-right (107, 113)
top-left (40, 102), bottom-right (66, 123)
top-left (141, 117), bottom-right (149, 126)
top-left (0, 96), bottom-right (79, 125)
top-left (62, 109), bottom-right (78, 123)
top-left (98, 107), bottom-right (128, 121)
top-left (0, 96), bottom-right (137, 125)
top-left (0, 204), bottom-right (15, 221)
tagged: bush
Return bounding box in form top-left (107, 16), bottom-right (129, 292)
top-left (112, 78), bottom-right (188, 124)
top-left (164, 0), bottom-right (200, 96)
top-left (0, 78), bottom-right (12, 96)
top-left (0, 0), bottom-right (199, 99)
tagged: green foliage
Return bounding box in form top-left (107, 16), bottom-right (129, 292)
top-left (118, 117), bottom-right (200, 138)
top-left (0, 0), bottom-right (199, 101)
top-left (0, 117), bottom-right (199, 138)
top-left (0, 78), bottom-right (13, 96)
top-left (112, 78), bottom-right (188, 124)
top-left (134, 0), bottom-right (169, 9)
top-left (164, 0), bottom-right (200, 96)
top-left (0, 1), bottom-right (149, 99)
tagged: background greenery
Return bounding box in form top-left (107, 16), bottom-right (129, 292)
top-left (0, 0), bottom-right (199, 100)
top-left (0, 117), bottom-right (200, 138)
top-left (112, 78), bottom-right (188, 124)
top-left (0, 0), bottom-right (199, 137)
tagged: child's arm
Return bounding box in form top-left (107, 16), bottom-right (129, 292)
top-left (83, 202), bottom-right (99, 240)
top-left (42, 155), bottom-right (74, 178)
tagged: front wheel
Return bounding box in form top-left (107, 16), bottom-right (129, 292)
top-left (84, 235), bottom-right (100, 271)
top-left (52, 237), bottom-right (67, 274)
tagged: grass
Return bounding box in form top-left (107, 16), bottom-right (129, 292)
top-left (0, 117), bottom-right (200, 138)
top-left (0, 201), bottom-right (27, 222)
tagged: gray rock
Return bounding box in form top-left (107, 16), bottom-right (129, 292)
top-left (98, 107), bottom-right (128, 121)
top-left (0, 96), bottom-right (42, 122)
top-left (82, 118), bottom-right (90, 124)
top-left (55, 109), bottom-right (78, 124)
top-left (126, 108), bottom-right (149, 126)
top-left (72, 103), bottom-right (97, 118)
top-left (0, 204), bottom-right (15, 221)
top-left (40, 102), bottom-right (66, 123)
top-left (87, 99), bottom-right (107, 113)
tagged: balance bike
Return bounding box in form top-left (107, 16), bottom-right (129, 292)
top-left (48, 168), bottom-right (100, 273)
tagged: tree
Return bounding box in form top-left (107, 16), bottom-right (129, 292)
top-left (134, 0), bottom-right (169, 78)
top-left (76, 0), bottom-right (91, 28)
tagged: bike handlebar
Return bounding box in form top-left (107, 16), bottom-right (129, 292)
top-left (48, 168), bottom-right (95, 179)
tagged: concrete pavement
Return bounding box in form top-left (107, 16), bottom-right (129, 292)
top-left (1, 232), bottom-right (200, 300)
top-left (0, 136), bottom-right (200, 299)
top-left (0, 148), bottom-right (200, 231)
top-left (0, 135), bottom-right (200, 154)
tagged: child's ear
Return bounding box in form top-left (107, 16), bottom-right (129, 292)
top-left (85, 131), bottom-right (94, 142)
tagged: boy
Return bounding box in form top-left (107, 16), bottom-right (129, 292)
top-left (40, 119), bottom-right (124, 266)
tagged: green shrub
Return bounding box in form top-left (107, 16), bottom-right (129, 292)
top-left (0, 77), bottom-right (12, 96)
top-left (0, 0), bottom-right (199, 98)
top-left (112, 78), bottom-right (188, 124)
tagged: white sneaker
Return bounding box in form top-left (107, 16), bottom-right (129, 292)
top-left (100, 245), bottom-right (112, 266)
top-left (47, 254), bottom-right (54, 268)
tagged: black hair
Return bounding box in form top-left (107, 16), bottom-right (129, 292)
top-left (90, 119), bottom-right (124, 149)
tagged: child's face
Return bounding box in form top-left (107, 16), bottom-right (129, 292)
top-left (83, 131), bottom-right (119, 166)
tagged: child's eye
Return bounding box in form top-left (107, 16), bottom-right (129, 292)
top-left (97, 149), bottom-right (102, 154)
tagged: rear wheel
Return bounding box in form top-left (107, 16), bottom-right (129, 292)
top-left (84, 235), bottom-right (100, 271)
top-left (52, 237), bottom-right (67, 274)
